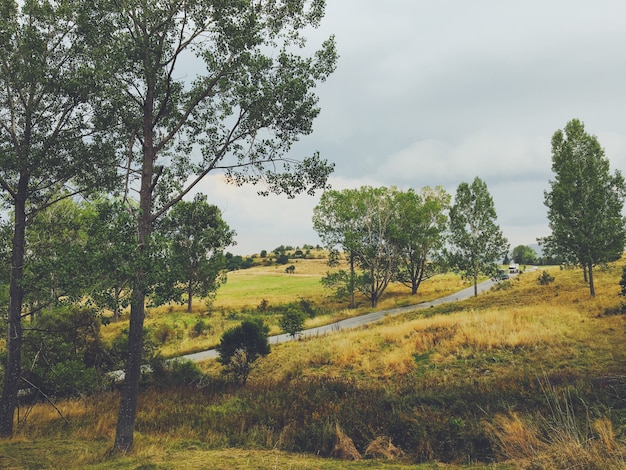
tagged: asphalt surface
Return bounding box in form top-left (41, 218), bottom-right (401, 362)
top-left (179, 277), bottom-right (498, 363)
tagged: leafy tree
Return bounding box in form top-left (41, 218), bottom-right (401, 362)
top-left (279, 308), bottom-right (306, 338)
top-left (216, 319), bottom-right (270, 385)
top-left (448, 177), bottom-right (509, 297)
top-left (541, 119), bottom-right (626, 297)
top-left (314, 187), bottom-right (401, 308)
top-left (511, 245), bottom-right (537, 266)
top-left (0, 1), bottom-right (116, 437)
top-left (390, 187), bottom-right (450, 295)
top-left (83, 198), bottom-right (137, 322)
top-left (157, 193), bottom-right (235, 312)
top-left (86, 0), bottom-right (336, 451)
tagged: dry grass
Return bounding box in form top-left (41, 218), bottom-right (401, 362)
top-left (5, 261), bottom-right (626, 468)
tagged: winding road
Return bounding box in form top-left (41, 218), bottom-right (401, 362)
top-left (179, 277), bottom-right (499, 363)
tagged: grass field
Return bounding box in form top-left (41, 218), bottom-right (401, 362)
top-left (2, 259), bottom-right (626, 469)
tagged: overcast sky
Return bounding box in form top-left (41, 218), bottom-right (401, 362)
top-left (192, 0), bottom-right (626, 256)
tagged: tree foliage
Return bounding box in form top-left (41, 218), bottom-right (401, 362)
top-left (314, 186), bottom-right (401, 308)
top-left (216, 319), bottom-right (270, 385)
top-left (84, 0), bottom-right (336, 451)
top-left (156, 193), bottom-right (235, 312)
top-left (511, 245), bottom-right (537, 266)
top-left (390, 187), bottom-right (450, 295)
top-left (541, 119), bottom-right (626, 297)
top-left (447, 177), bottom-right (509, 296)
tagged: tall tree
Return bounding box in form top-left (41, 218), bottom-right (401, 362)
top-left (156, 193), bottom-right (235, 312)
top-left (390, 186), bottom-right (450, 295)
top-left (541, 118), bottom-right (626, 297)
top-left (87, 0), bottom-right (336, 451)
top-left (448, 177), bottom-right (509, 297)
top-left (0, 0), bottom-right (116, 437)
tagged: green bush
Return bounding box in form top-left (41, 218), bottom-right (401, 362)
top-left (216, 319), bottom-right (270, 385)
top-left (537, 270), bottom-right (555, 285)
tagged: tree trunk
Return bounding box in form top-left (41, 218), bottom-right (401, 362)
top-left (588, 263), bottom-right (595, 297)
top-left (349, 251), bottom-right (355, 309)
top-left (187, 277), bottom-right (193, 313)
top-left (113, 85), bottom-right (156, 452)
top-left (0, 184), bottom-right (28, 437)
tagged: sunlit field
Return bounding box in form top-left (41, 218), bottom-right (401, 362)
top-left (2, 259), bottom-right (626, 468)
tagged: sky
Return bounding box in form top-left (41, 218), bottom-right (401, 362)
top-left (192, 0), bottom-right (626, 256)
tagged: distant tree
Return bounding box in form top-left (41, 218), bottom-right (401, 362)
top-left (313, 189), bottom-right (362, 308)
top-left (541, 119), bottom-right (626, 297)
top-left (448, 177), bottom-right (509, 297)
top-left (216, 319), bottom-right (270, 385)
top-left (279, 308), bottom-right (306, 338)
top-left (511, 245), bottom-right (537, 266)
top-left (276, 253), bottom-right (290, 265)
top-left (83, 199), bottom-right (137, 322)
top-left (157, 194), bottom-right (235, 312)
top-left (390, 187), bottom-right (450, 295)
top-left (314, 186), bottom-right (402, 307)
top-left (260, 250), bottom-right (267, 258)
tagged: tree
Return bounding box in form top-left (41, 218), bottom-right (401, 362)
top-left (541, 119), bottom-right (626, 297)
top-left (448, 177), bottom-right (509, 297)
top-left (157, 193), bottom-right (235, 312)
top-left (279, 308), bottom-right (305, 338)
top-left (86, 0), bottom-right (336, 451)
top-left (216, 319), bottom-right (270, 385)
top-left (83, 198), bottom-right (137, 322)
top-left (390, 187), bottom-right (450, 295)
top-left (0, 1), bottom-right (116, 437)
top-left (511, 245), bottom-right (537, 266)
top-left (313, 187), bottom-right (401, 308)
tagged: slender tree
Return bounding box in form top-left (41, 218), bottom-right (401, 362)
top-left (448, 177), bottom-right (509, 296)
top-left (86, 0), bottom-right (336, 451)
top-left (0, 0), bottom-right (116, 437)
top-left (541, 119), bottom-right (626, 297)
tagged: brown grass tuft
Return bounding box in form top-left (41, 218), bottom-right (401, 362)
top-left (364, 436), bottom-right (404, 460)
top-left (331, 423), bottom-right (361, 461)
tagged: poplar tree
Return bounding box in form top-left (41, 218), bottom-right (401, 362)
top-left (85, 0), bottom-right (336, 452)
top-left (448, 177), bottom-right (509, 296)
top-left (542, 118), bottom-right (626, 297)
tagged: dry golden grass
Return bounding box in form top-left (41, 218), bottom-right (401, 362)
top-left (5, 261), bottom-right (626, 468)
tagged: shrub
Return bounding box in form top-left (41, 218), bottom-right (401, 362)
top-left (537, 270), bottom-right (555, 285)
top-left (216, 319), bottom-right (270, 385)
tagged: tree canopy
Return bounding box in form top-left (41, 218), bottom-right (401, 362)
top-left (541, 118), bottom-right (626, 297)
top-left (447, 177), bottom-right (509, 296)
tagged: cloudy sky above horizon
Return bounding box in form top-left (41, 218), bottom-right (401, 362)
top-left (193, 0), bottom-right (626, 256)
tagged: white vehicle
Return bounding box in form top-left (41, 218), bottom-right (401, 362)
top-left (509, 263), bottom-right (519, 274)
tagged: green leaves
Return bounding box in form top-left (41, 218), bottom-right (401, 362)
top-left (543, 118), bottom-right (626, 296)
top-left (448, 177), bottom-right (509, 294)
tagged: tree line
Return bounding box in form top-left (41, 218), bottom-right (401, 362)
top-left (313, 179), bottom-right (509, 307)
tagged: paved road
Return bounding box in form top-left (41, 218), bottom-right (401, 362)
top-left (179, 277), bottom-right (498, 363)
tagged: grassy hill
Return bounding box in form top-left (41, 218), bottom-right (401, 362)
top-left (1, 258), bottom-right (625, 469)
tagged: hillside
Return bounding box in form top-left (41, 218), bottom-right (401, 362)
top-left (1, 261), bottom-right (625, 468)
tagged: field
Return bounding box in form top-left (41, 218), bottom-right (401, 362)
top-left (1, 257), bottom-right (626, 469)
